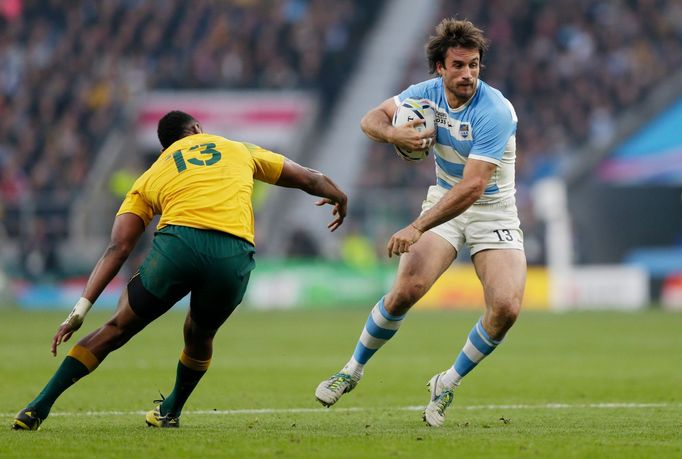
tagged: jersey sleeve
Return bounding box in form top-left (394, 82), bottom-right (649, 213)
top-left (242, 142), bottom-right (285, 184)
top-left (394, 80), bottom-right (435, 105)
top-left (116, 175), bottom-right (154, 226)
top-left (468, 106), bottom-right (516, 164)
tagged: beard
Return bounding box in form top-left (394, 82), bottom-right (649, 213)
top-left (452, 83), bottom-right (475, 103)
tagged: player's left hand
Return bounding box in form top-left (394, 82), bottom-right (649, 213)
top-left (315, 197), bottom-right (347, 232)
top-left (388, 119), bottom-right (436, 152)
top-left (51, 311), bottom-right (84, 356)
top-left (387, 224), bottom-right (423, 257)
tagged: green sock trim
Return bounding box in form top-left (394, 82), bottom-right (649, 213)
top-left (30, 356), bottom-right (90, 419)
top-left (160, 361), bottom-right (207, 417)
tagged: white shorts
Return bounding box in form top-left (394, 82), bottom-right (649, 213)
top-left (421, 185), bottom-right (525, 256)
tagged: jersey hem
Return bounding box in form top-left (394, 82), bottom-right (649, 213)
top-left (158, 223), bottom-right (255, 246)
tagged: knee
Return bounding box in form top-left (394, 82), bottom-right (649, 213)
top-left (104, 317), bottom-right (124, 335)
top-left (386, 280), bottom-right (428, 315)
top-left (103, 317), bottom-right (135, 345)
top-left (185, 319), bottom-right (217, 340)
top-left (184, 319), bottom-right (217, 349)
top-left (490, 296), bottom-right (521, 329)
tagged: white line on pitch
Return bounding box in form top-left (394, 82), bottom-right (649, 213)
top-left (3, 402), bottom-right (679, 418)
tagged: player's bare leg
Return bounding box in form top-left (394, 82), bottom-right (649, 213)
top-left (77, 290), bottom-right (153, 360)
top-left (383, 232), bottom-right (457, 316)
top-left (424, 248), bottom-right (526, 427)
top-left (146, 312), bottom-right (215, 428)
top-left (474, 249), bottom-right (526, 339)
top-left (316, 233), bottom-right (455, 407)
top-left (13, 290), bottom-right (152, 430)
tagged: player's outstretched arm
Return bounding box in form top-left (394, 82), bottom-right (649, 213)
top-left (361, 98), bottom-right (435, 151)
top-left (51, 213), bottom-right (146, 355)
top-left (275, 159), bottom-right (348, 232)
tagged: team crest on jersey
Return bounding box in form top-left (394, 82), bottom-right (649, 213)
top-left (459, 123), bottom-right (471, 138)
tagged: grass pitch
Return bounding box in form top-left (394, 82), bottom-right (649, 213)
top-left (1, 307), bottom-right (681, 458)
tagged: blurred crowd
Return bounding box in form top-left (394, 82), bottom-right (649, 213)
top-left (3, 0), bottom-right (682, 275)
top-left (354, 0), bottom-right (682, 264)
top-left (0, 0), bottom-right (382, 277)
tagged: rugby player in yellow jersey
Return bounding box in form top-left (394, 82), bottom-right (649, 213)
top-left (12, 110), bottom-right (348, 430)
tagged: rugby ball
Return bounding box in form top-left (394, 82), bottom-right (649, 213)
top-left (392, 98), bottom-right (436, 162)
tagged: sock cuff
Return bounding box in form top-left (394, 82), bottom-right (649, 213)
top-left (476, 319), bottom-right (502, 346)
top-left (67, 344), bottom-right (100, 372)
top-left (377, 297), bottom-right (405, 321)
top-left (180, 351), bottom-right (211, 371)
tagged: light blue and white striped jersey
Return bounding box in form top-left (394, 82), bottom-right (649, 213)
top-left (395, 78), bottom-right (518, 204)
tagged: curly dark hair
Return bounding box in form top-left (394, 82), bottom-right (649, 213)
top-left (426, 18), bottom-right (489, 74)
top-left (157, 110), bottom-right (198, 149)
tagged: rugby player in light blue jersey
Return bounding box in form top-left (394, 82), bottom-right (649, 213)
top-left (316, 18), bottom-right (527, 427)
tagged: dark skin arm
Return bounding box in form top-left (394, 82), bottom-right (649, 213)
top-left (51, 158), bottom-right (346, 353)
top-left (275, 159), bottom-right (348, 232)
top-left (51, 213), bottom-right (146, 355)
top-left (387, 159), bottom-right (496, 257)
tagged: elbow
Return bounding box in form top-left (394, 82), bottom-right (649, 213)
top-left (359, 115), bottom-right (370, 136)
top-left (360, 108), bottom-right (393, 143)
top-left (466, 179), bottom-right (488, 203)
top-left (360, 111), bottom-right (381, 137)
top-left (107, 240), bottom-right (135, 260)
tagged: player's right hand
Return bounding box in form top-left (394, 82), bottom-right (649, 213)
top-left (386, 223), bottom-right (423, 258)
top-left (389, 119), bottom-right (436, 152)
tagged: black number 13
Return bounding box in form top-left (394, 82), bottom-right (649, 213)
top-left (493, 229), bottom-right (514, 242)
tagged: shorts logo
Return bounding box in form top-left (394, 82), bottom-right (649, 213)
top-left (459, 123), bottom-right (471, 138)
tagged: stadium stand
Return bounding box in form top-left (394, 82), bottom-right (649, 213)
top-left (351, 0), bottom-right (682, 263)
top-left (0, 0), bottom-right (384, 277)
top-left (2, 0), bottom-right (682, 276)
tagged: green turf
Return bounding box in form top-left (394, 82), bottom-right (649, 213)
top-left (1, 308), bottom-right (681, 458)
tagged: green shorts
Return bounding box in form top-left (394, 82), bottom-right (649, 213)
top-left (128, 225), bottom-right (255, 330)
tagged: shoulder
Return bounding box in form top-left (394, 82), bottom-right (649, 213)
top-left (397, 77), bottom-right (442, 101)
top-left (474, 81), bottom-right (517, 124)
top-left (199, 133), bottom-right (230, 145)
top-left (200, 134), bottom-right (253, 155)
top-left (241, 141), bottom-right (286, 164)
top-left (413, 77), bottom-right (442, 92)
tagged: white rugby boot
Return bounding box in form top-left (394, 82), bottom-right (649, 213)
top-left (315, 371), bottom-right (362, 407)
top-left (423, 371), bottom-right (456, 427)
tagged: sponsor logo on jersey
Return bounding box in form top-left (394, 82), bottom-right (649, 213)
top-left (459, 123), bottom-right (471, 138)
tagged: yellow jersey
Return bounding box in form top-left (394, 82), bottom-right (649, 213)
top-left (117, 133), bottom-right (285, 245)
